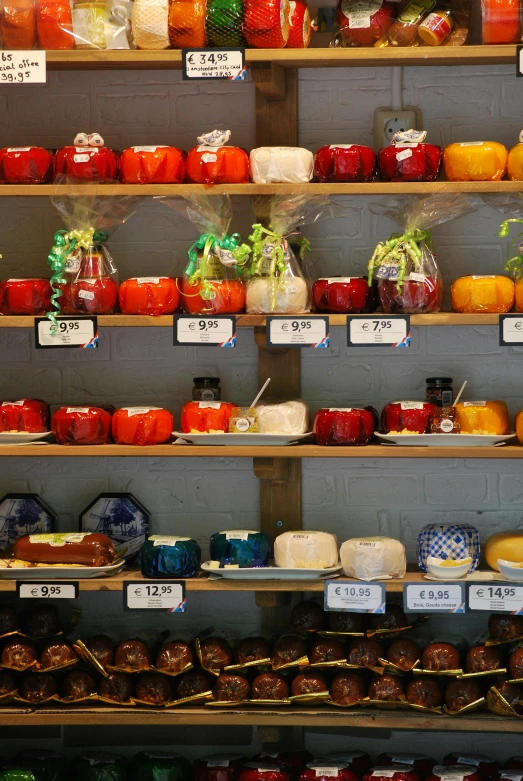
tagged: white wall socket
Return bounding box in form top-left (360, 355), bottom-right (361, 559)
top-left (373, 106), bottom-right (423, 151)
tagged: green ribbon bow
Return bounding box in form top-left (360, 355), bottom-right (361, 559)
top-left (184, 232), bottom-right (250, 305)
top-left (499, 218), bottom-right (523, 279)
top-left (368, 228), bottom-right (431, 292)
top-left (248, 223), bottom-right (292, 312)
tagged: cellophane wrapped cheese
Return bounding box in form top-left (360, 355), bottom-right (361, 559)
top-left (274, 531), bottom-right (338, 569)
top-left (340, 537), bottom-right (406, 581)
top-left (141, 536), bottom-right (201, 578)
top-left (455, 401), bottom-right (510, 435)
top-left (209, 530), bottom-right (270, 567)
top-left (250, 147), bottom-right (313, 184)
top-left (256, 400), bottom-right (310, 434)
top-left (132, 0), bottom-right (169, 48)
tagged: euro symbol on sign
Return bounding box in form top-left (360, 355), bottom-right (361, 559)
top-left (362, 323), bottom-right (369, 331)
top-left (335, 587), bottom-right (341, 595)
top-left (516, 322), bottom-right (522, 330)
top-left (477, 588), bottom-right (484, 597)
top-left (187, 54), bottom-right (194, 64)
top-left (282, 323), bottom-right (288, 331)
top-left (31, 588), bottom-right (37, 596)
top-left (134, 587), bottom-right (142, 596)
top-left (188, 323), bottom-right (195, 330)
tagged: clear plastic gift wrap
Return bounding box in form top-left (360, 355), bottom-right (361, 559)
top-left (482, 0), bottom-right (521, 44)
top-left (384, 0), bottom-right (471, 47)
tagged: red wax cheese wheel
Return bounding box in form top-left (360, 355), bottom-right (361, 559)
top-left (119, 277), bottom-right (180, 316)
top-left (120, 146), bottom-right (185, 184)
top-left (244, 0), bottom-right (291, 47)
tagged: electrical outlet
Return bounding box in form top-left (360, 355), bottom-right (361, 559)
top-left (373, 106), bottom-right (423, 151)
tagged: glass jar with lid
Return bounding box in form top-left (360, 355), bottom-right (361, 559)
top-left (426, 377), bottom-right (453, 407)
top-left (192, 377), bottom-right (221, 401)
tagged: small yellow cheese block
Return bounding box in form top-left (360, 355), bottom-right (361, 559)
top-left (440, 557), bottom-right (472, 568)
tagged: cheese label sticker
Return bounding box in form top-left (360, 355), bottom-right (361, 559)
top-left (396, 148), bottom-right (413, 161)
top-left (123, 407), bottom-right (158, 416)
top-left (78, 289), bottom-right (95, 300)
top-left (206, 762), bottom-right (230, 768)
top-left (66, 407), bottom-right (90, 413)
top-left (314, 771), bottom-right (339, 778)
top-left (198, 402), bottom-right (222, 409)
top-left (408, 272), bottom-right (426, 282)
top-left (472, 275), bottom-right (496, 279)
top-left (202, 153), bottom-right (217, 163)
top-left (372, 772), bottom-right (397, 778)
top-left (460, 142), bottom-right (484, 147)
top-left (400, 402), bottom-right (424, 410)
top-left (329, 144), bottom-right (353, 149)
top-left (7, 147), bottom-right (30, 152)
top-left (136, 277), bottom-right (164, 284)
top-left (225, 531), bottom-right (251, 541)
top-left (151, 536), bottom-right (190, 546)
top-left (291, 533), bottom-right (311, 540)
top-left (29, 533), bottom-right (87, 546)
top-left (132, 146), bottom-right (167, 153)
top-left (463, 401), bottom-right (486, 407)
top-left (73, 154), bottom-right (90, 163)
top-left (319, 277), bottom-right (353, 283)
top-left (2, 400), bottom-right (25, 406)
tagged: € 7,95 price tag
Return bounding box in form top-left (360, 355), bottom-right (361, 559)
top-left (182, 48), bottom-right (246, 80)
top-left (0, 51), bottom-right (46, 84)
top-left (500, 315), bottom-right (523, 345)
top-left (35, 317), bottom-right (98, 349)
top-left (174, 315), bottom-right (236, 347)
top-left (347, 315), bottom-right (411, 348)
top-left (125, 581), bottom-right (186, 612)
top-left (324, 580), bottom-right (385, 613)
top-left (266, 316), bottom-right (330, 348)
top-left (403, 582), bottom-right (466, 614)
top-left (468, 583), bottom-right (523, 613)
top-left (17, 582), bottom-right (79, 599)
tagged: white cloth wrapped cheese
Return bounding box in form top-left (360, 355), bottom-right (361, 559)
top-left (250, 147), bottom-right (314, 184)
top-left (246, 275), bottom-right (309, 314)
top-left (256, 400), bottom-right (310, 435)
top-left (274, 530), bottom-right (338, 569)
top-left (131, 0), bottom-right (169, 49)
top-left (340, 537), bottom-right (406, 581)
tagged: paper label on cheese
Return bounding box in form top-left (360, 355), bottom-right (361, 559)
top-left (434, 769), bottom-right (476, 781)
top-left (396, 148), bottom-right (413, 161)
top-left (84, 755), bottom-right (123, 765)
top-left (472, 275), bottom-right (496, 279)
top-left (259, 754), bottom-right (279, 759)
top-left (132, 146), bottom-right (167, 152)
top-left (78, 289), bottom-right (95, 300)
top-left (328, 408), bottom-right (357, 412)
top-left (463, 401), bottom-right (486, 407)
top-left (151, 536), bottom-right (190, 546)
top-left (75, 147), bottom-right (94, 153)
top-left (202, 153), bottom-right (217, 163)
top-left (371, 772), bottom-right (397, 778)
top-left (225, 531), bottom-right (251, 541)
top-left (314, 770), bottom-right (339, 778)
top-left (319, 277), bottom-right (354, 283)
top-left (342, 0), bottom-right (381, 27)
top-left (356, 540), bottom-right (380, 549)
top-left (400, 402), bottom-right (424, 410)
top-left (499, 774), bottom-right (523, 781)
top-left (66, 407), bottom-right (90, 413)
top-left (290, 533), bottom-right (311, 540)
top-left (329, 144), bottom-right (353, 149)
top-left (136, 277), bottom-right (165, 284)
top-left (455, 759), bottom-right (485, 767)
top-left (198, 402), bottom-right (222, 409)
top-left (7, 147), bottom-right (30, 152)
top-left (388, 757), bottom-right (421, 765)
top-left (2, 400), bottom-right (25, 406)
top-left (460, 142), bottom-right (484, 147)
top-left (408, 272), bottom-right (426, 282)
top-left (206, 762), bottom-right (230, 768)
top-left (29, 533), bottom-right (88, 546)
top-left (74, 154), bottom-right (90, 163)
top-left (122, 407), bottom-right (158, 416)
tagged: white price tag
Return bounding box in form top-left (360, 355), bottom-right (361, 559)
top-left (267, 316), bottom-right (330, 348)
top-left (0, 51), bottom-right (46, 84)
top-left (519, 46), bottom-right (523, 77)
top-left (125, 581), bottom-right (186, 611)
top-left (468, 583), bottom-right (523, 613)
top-left (35, 317), bottom-right (98, 348)
top-left (174, 316), bottom-right (236, 347)
top-left (324, 579), bottom-right (385, 613)
top-left (182, 47), bottom-right (246, 80)
top-left (347, 316), bottom-right (410, 347)
top-left (404, 583), bottom-right (466, 613)
top-left (17, 582), bottom-right (78, 599)
top-left (500, 315), bottom-right (523, 345)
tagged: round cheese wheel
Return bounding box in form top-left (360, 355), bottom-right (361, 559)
top-left (485, 530), bottom-right (523, 571)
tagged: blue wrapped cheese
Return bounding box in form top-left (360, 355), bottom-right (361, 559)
top-left (0, 493), bottom-right (55, 552)
top-left (209, 530), bottom-right (270, 568)
top-left (417, 523), bottom-right (481, 573)
top-left (80, 493), bottom-right (149, 562)
top-left (141, 536), bottom-right (201, 579)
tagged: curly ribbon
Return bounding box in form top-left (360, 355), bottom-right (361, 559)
top-left (46, 227), bottom-right (109, 330)
top-left (499, 218), bottom-right (523, 279)
top-left (367, 228), bottom-right (431, 292)
top-left (183, 232), bottom-right (250, 309)
top-left (248, 224), bottom-right (291, 312)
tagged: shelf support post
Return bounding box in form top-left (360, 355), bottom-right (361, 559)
top-left (253, 66), bottom-right (298, 146)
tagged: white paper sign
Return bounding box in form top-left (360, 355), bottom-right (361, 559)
top-left (174, 316), bottom-right (236, 347)
top-left (18, 582), bottom-right (78, 599)
top-left (348, 316), bottom-right (410, 347)
top-left (126, 581), bottom-right (186, 611)
top-left (468, 583), bottom-right (523, 613)
top-left (324, 580), bottom-right (385, 613)
top-left (267, 316), bottom-right (329, 347)
top-left (404, 583), bottom-right (465, 613)
top-left (36, 317), bottom-right (98, 348)
top-left (183, 48), bottom-right (245, 80)
top-left (0, 51), bottom-right (46, 84)
top-left (500, 315), bottom-right (523, 345)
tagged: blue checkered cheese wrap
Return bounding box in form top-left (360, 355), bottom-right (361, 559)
top-left (417, 524), bottom-right (481, 573)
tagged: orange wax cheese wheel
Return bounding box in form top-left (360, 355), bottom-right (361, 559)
top-left (508, 143), bottom-right (523, 181)
top-left (515, 279), bottom-right (523, 312)
top-left (451, 275), bottom-right (515, 314)
top-left (168, 0), bottom-right (206, 47)
top-left (516, 410), bottom-right (523, 445)
top-left (1, 0), bottom-right (36, 48)
top-left (36, 0), bottom-right (74, 49)
top-left (443, 141), bottom-right (508, 181)
top-left (482, 0), bottom-right (521, 44)
top-left (455, 401), bottom-right (510, 435)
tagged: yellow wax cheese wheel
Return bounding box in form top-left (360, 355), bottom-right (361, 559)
top-left (485, 531), bottom-right (523, 571)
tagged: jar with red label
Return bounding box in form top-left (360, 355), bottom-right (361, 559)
top-left (301, 764), bottom-right (359, 781)
top-left (418, 10), bottom-right (454, 46)
top-left (1, 147), bottom-right (54, 183)
top-left (313, 407), bottom-right (377, 446)
top-left (55, 145), bottom-right (119, 182)
top-left (193, 755), bottom-right (246, 781)
top-left (312, 277), bottom-right (376, 314)
top-left (111, 407), bottom-right (174, 445)
top-left (119, 277), bottom-right (180, 316)
top-left (314, 145), bottom-right (377, 183)
top-left (335, 0), bottom-right (396, 46)
top-left (1, 399), bottom-right (49, 433)
top-left (381, 401), bottom-right (435, 434)
top-left (51, 406), bottom-right (113, 445)
top-left (120, 146), bottom-right (185, 184)
top-left (58, 245), bottom-right (118, 315)
top-left (180, 401), bottom-right (236, 434)
top-left (1, 278), bottom-right (51, 315)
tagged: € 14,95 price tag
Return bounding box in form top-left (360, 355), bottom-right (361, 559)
top-left (174, 316), bottom-right (236, 347)
top-left (125, 581), bottom-right (186, 612)
top-left (403, 582), bottom-right (466, 614)
top-left (500, 315), bottom-right (523, 345)
top-left (324, 580), bottom-right (385, 613)
top-left (266, 316), bottom-right (330, 348)
top-left (182, 48), bottom-right (246, 80)
top-left (35, 317), bottom-right (98, 349)
top-left (0, 51), bottom-right (46, 84)
top-left (468, 583), bottom-right (523, 613)
top-left (347, 315), bottom-right (411, 347)
top-left (17, 582), bottom-right (79, 599)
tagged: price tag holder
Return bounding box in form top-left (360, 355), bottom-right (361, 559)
top-left (174, 315), bottom-right (236, 347)
top-left (35, 316), bottom-right (98, 349)
top-left (266, 316), bottom-right (330, 348)
top-left (347, 315), bottom-right (411, 347)
top-left (0, 51), bottom-right (46, 84)
top-left (125, 581), bottom-right (186, 612)
top-left (324, 579), bottom-right (386, 613)
top-left (182, 47), bottom-right (246, 80)
top-left (500, 315), bottom-right (523, 345)
top-left (518, 45), bottom-right (523, 76)
top-left (17, 582), bottom-right (79, 599)
top-left (403, 582), bottom-right (466, 614)
top-left (468, 582), bottom-right (523, 613)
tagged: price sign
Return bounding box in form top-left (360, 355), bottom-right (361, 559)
top-left (0, 51), bottom-right (46, 84)
top-left (174, 315), bottom-right (236, 347)
top-left (404, 582), bottom-right (466, 613)
top-left (468, 583), bottom-right (523, 613)
top-left (266, 316), bottom-right (330, 348)
top-left (35, 317), bottom-right (98, 349)
top-left (17, 582), bottom-right (79, 599)
top-left (182, 48), bottom-right (246, 80)
top-left (324, 580), bottom-right (385, 613)
top-left (500, 315), bottom-right (523, 345)
top-left (518, 45), bottom-right (523, 76)
top-left (125, 581), bottom-right (186, 612)
top-left (348, 315), bottom-right (410, 347)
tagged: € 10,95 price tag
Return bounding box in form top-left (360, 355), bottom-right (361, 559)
top-left (174, 316), bottom-right (236, 347)
top-left (35, 317), bottom-right (98, 349)
top-left (17, 582), bottom-right (79, 599)
top-left (500, 315), bottom-right (523, 345)
top-left (182, 48), bottom-right (246, 80)
top-left (468, 583), bottom-right (523, 613)
top-left (125, 581), bottom-right (186, 612)
top-left (324, 580), bottom-right (385, 613)
top-left (403, 582), bottom-right (466, 613)
top-left (347, 315), bottom-right (411, 347)
top-left (0, 51), bottom-right (46, 84)
top-left (266, 316), bottom-right (330, 348)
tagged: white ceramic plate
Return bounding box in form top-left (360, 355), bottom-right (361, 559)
top-left (201, 562), bottom-right (342, 580)
top-left (0, 432), bottom-right (51, 444)
top-left (0, 560), bottom-right (126, 580)
top-left (375, 432), bottom-right (516, 447)
top-left (497, 559), bottom-right (523, 581)
top-left (173, 432), bottom-right (313, 446)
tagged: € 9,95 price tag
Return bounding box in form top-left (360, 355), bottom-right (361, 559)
top-left (174, 315), bottom-right (236, 347)
top-left (468, 583), bottom-right (523, 613)
top-left (404, 582), bottom-right (466, 614)
top-left (182, 48), bottom-right (246, 80)
top-left (324, 580), bottom-right (385, 613)
top-left (125, 581), bottom-right (186, 612)
top-left (500, 315), bottom-right (523, 345)
top-left (17, 582), bottom-right (79, 599)
top-left (35, 317), bottom-right (98, 349)
top-left (347, 315), bottom-right (411, 347)
top-left (266, 316), bottom-right (330, 348)
top-left (0, 51), bottom-right (46, 84)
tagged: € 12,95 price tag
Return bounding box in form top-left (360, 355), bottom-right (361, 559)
top-left (125, 581), bottom-right (186, 612)
top-left (403, 582), bottom-right (466, 614)
top-left (266, 316), bottom-right (330, 348)
top-left (468, 583), bottom-right (523, 613)
top-left (182, 48), bottom-right (246, 80)
top-left (174, 316), bottom-right (236, 347)
top-left (0, 51), bottom-right (46, 84)
top-left (35, 317), bottom-right (98, 349)
top-left (324, 580), bottom-right (385, 613)
top-left (17, 582), bottom-right (79, 599)
top-left (347, 315), bottom-right (411, 347)
top-left (500, 315), bottom-right (523, 345)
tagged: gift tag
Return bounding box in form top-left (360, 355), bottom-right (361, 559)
top-left (0, 51), bottom-right (46, 84)
top-left (266, 316), bottom-right (330, 348)
top-left (125, 581), bottom-right (186, 611)
top-left (182, 48), bottom-right (246, 80)
top-left (518, 45), bottom-right (523, 77)
top-left (17, 582), bottom-right (79, 599)
top-left (35, 317), bottom-right (98, 349)
top-left (468, 583), bottom-right (523, 613)
top-left (499, 314), bottom-right (523, 345)
top-left (347, 315), bottom-right (411, 347)
top-left (324, 580), bottom-right (386, 613)
top-left (403, 582), bottom-right (466, 613)
top-left (174, 315), bottom-right (236, 347)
